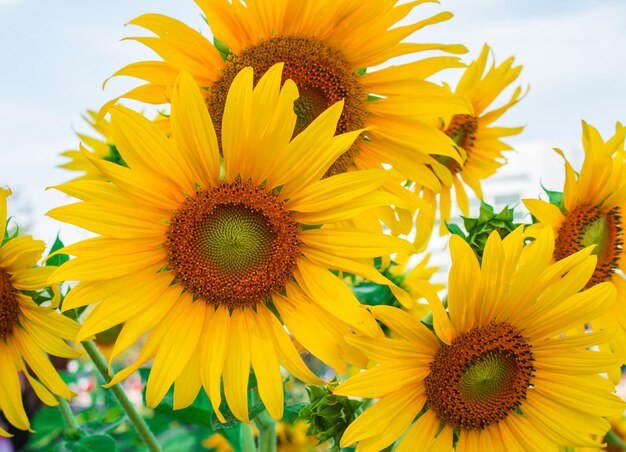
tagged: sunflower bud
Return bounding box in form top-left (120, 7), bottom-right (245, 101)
top-left (447, 201), bottom-right (520, 261)
top-left (299, 385), bottom-right (362, 446)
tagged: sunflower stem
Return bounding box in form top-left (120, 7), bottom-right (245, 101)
top-left (56, 396), bottom-right (81, 441)
top-left (240, 423), bottom-right (256, 451)
top-left (81, 341), bottom-right (162, 452)
top-left (254, 409), bottom-right (276, 452)
top-left (607, 429), bottom-right (626, 450)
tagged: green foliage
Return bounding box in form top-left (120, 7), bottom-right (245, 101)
top-left (46, 234), bottom-right (70, 267)
top-left (447, 201), bottom-right (520, 262)
top-left (299, 384), bottom-right (362, 447)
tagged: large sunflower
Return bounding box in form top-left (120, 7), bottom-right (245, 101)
top-left (424, 45), bottom-right (524, 234)
top-left (335, 228), bottom-right (624, 451)
top-left (524, 121), bottom-right (626, 359)
top-left (49, 65), bottom-right (414, 423)
top-left (107, 0), bottom-right (467, 181)
top-left (0, 188), bottom-right (80, 437)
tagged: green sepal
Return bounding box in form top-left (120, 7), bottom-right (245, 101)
top-left (103, 144), bottom-right (127, 167)
top-left (214, 37), bottom-right (232, 61)
top-left (447, 201), bottom-right (521, 262)
top-left (542, 184), bottom-right (565, 213)
top-left (46, 234), bottom-right (70, 267)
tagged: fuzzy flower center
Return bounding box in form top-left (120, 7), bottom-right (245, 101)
top-left (425, 321), bottom-right (535, 430)
top-left (209, 36), bottom-right (368, 177)
top-left (0, 268), bottom-right (19, 338)
top-left (165, 180), bottom-right (301, 308)
top-left (555, 205), bottom-right (622, 287)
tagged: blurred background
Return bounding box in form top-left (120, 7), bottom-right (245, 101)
top-left (0, 0), bottom-right (625, 260)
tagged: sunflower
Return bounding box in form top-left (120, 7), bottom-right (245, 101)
top-left (524, 121), bottom-right (626, 360)
top-left (425, 44), bottom-right (525, 234)
top-left (0, 188), bottom-right (80, 437)
top-left (335, 228), bottom-right (624, 451)
top-left (107, 0), bottom-right (467, 182)
top-left (49, 65), bottom-right (415, 423)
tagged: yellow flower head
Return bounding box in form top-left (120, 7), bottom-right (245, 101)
top-left (49, 65), bottom-right (415, 423)
top-left (108, 0), bottom-right (467, 181)
top-left (0, 188), bottom-right (80, 437)
top-left (524, 121), bottom-right (626, 360)
top-left (335, 228), bottom-right (624, 451)
top-left (426, 44), bottom-right (525, 234)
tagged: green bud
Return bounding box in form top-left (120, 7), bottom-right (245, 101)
top-left (299, 384), bottom-right (362, 446)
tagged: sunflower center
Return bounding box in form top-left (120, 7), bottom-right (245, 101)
top-left (555, 205), bottom-right (622, 287)
top-left (424, 321), bottom-right (535, 430)
top-left (436, 114), bottom-right (478, 173)
top-left (0, 268), bottom-right (19, 338)
top-left (165, 180), bottom-right (301, 308)
top-left (208, 36), bottom-right (368, 177)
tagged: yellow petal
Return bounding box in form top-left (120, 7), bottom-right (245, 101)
top-left (171, 71), bottom-right (221, 187)
top-left (173, 352), bottom-right (203, 410)
top-left (0, 345), bottom-right (30, 430)
top-left (0, 236), bottom-right (45, 271)
top-left (394, 410), bottom-right (439, 452)
top-left (256, 304), bottom-right (323, 385)
top-left (200, 306), bottom-right (230, 423)
top-left (222, 309), bottom-right (251, 423)
top-left (294, 257), bottom-right (380, 336)
top-left (146, 299), bottom-right (205, 408)
top-left (0, 187), bottom-right (10, 237)
top-left (523, 199), bottom-right (564, 227)
top-left (12, 329), bottom-right (72, 399)
top-left (340, 391), bottom-right (423, 448)
top-left (247, 309), bottom-right (284, 421)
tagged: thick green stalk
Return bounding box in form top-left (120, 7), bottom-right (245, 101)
top-left (56, 396), bottom-right (81, 440)
top-left (254, 409), bottom-right (276, 452)
top-left (240, 423), bottom-right (256, 451)
top-left (82, 341), bottom-right (162, 452)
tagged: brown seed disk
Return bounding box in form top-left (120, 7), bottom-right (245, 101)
top-left (0, 268), bottom-right (19, 338)
top-left (424, 321), bottom-right (535, 430)
top-left (208, 36), bottom-right (368, 177)
top-left (437, 114), bottom-right (478, 173)
top-left (554, 205), bottom-right (622, 287)
top-left (165, 179), bottom-right (301, 308)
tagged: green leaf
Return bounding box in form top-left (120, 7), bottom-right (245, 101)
top-left (158, 428), bottom-right (198, 452)
top-left (64, 434), bottom-right (117, 452)
top-left (28, 406), bottom-right (66, 449)
top-left (46, 234), bottom-right (69, 267)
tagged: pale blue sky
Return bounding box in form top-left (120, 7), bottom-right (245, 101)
top-left (0, 0), bottom-right (624, 246)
